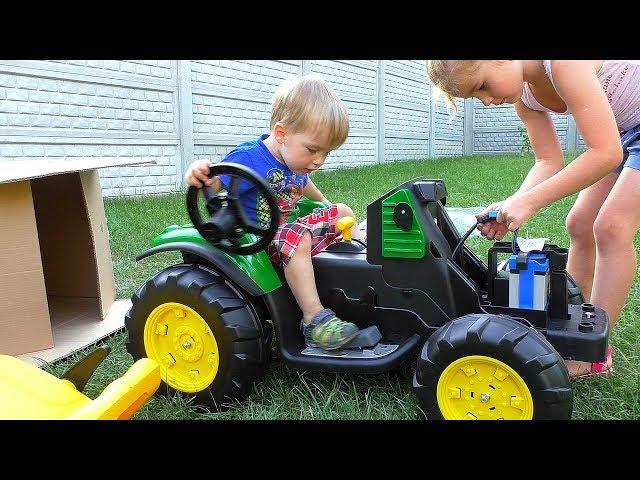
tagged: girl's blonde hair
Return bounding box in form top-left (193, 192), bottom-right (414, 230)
top-left (426, 60), bottom-right (479, 118)
top-left (270, 75), bottom-right (350, 149)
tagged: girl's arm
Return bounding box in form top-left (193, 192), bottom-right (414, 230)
top-left (303, 178), bottom-right (330, 204)
top-left (477, 103), bottom-right (565, 239)
top-left (514, 100), bottom-right (565, 194)
top-left (518, 60), bottom-right (622, 212)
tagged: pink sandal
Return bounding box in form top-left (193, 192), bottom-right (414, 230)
top-left (573, 345), bottom-right (614, 380)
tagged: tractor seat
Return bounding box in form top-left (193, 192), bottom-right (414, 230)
top-left (326, 239), bottom-right (367, 253)
top-left (0, 353), bottom-right (160, 420)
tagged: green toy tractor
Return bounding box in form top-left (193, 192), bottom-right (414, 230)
top-left (124, 163), bottom-right (608, 419)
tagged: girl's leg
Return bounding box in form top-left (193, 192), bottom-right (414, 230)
top-left (566, 167), bottom-right (640, 378)
top-left (563, 173), bottom-right (618, 378)
top-left (591, 166), bottom-right (640, 327)
top-left (565, 172), bottom-right (619, 301)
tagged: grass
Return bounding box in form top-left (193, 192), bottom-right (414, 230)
top-left (48, 153), bottom-right (640, 419)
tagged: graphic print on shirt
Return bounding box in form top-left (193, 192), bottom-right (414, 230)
top-left (256, 167), bottom-right (306, 227)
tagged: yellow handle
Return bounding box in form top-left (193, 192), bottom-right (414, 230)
top-left (336, 216), bottom-right (355, 241)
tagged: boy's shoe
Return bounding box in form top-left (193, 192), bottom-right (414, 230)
top-left (301, 309), bottom-right (359, 350)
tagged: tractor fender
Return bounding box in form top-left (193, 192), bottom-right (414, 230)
top-left (136, 242), bottom-right (264, 296)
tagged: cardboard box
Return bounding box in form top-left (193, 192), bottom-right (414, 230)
top-left (0, 158), bottom-right (154, 364)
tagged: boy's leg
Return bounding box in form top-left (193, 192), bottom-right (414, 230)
top-left (283, 230), bottom-right (323, 323)
top-left (279, 227), bottom-right (360, 349)
top-left (334, 202), bottom-right (354, 218)
top-left (565, 172), bottom-right (618, 301)
top-left (334, 202), bottom-right (365, 241)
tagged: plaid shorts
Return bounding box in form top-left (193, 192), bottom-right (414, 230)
top-left (268, 204), bottom-right (340, 267)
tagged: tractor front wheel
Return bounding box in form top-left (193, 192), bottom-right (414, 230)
top-left (413, 314), bottom-right (572, 420)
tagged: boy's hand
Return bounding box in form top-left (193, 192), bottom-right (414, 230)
top-left (184, 159), bottom-right (215, 188)
top-left (477, 201), bottom-right (509, 241)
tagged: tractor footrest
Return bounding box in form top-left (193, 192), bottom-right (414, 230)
top-left (301, 327), bottom-right (396, 359)
top-left (344, 325), bottom-right (382, 348)
top-left (301, 343), bottom-right (398, 359)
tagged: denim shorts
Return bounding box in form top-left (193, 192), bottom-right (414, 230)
top-left (614, 123), bottom-right (640, 173)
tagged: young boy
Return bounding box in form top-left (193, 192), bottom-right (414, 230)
top-left (184, 75), bottom-right (361, 350)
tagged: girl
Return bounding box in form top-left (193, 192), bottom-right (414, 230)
top-left (427, 60), bottom-right (640, 378)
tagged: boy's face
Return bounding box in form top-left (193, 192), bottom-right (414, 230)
top-left (458, 61), bottom-right (524, 107)
top-left (275, 125), bottom-right (334, 174)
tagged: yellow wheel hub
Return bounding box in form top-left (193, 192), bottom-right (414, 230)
top-left (436, 355), bottom-right (534, 420)
top-left (143, 302), bottom-right (219, 393)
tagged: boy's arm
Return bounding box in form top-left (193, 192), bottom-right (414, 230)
top-left (207, 177), bottom-right (222, 193)
top-left (520, 61), bottom-right (622, 211)
top-left (184, 158), bottom-right (223, 192)
top-left (303, 178), bottom-right (330, 204)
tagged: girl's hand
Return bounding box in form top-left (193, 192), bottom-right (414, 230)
top-left (184, 159), bottom-right (215, 188)
top-left (496, 193), bottom-right (538, 232)
top-left (476, 201), bottom-right (509, 240)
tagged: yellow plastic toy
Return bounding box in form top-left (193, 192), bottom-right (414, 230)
top-left (0, 345), bottom-right (160, 420)
top-left (336, 216), bottom-right (356, 241)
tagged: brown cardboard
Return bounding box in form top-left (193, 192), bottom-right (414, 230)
top-left (0, 157), bottom-right (154, 360)
top-left (18, 299), bottom-right (133, 367)
top-left (80, 170), bottom-right (116, 317)
top-left (0, 157), bottom-right (150, 184)
top-left (0, 181), bottom-right (53, 355)
top-left (31, 174), bottom-right (101, 301)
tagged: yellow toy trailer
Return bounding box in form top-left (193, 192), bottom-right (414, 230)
top-left (0, 345), bottom-right (160, 420)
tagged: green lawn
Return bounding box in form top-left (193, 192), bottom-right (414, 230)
top-left (47, 153), bottom-right (640, 419)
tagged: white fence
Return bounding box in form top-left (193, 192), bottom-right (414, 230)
top-left (0, 60), bottom-right (581, 197)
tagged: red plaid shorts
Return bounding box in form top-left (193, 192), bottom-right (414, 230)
top-left (268, 204), bottom-right (340, 267)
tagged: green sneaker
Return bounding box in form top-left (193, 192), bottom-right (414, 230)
top-left (301, 309), bottom-right (359, 350)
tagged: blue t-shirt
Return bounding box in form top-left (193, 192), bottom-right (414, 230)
top-left (217, 134), bottom-right (309, 226)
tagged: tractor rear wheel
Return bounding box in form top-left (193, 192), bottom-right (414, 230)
top-left (125, 264), bottom-right (271, 411)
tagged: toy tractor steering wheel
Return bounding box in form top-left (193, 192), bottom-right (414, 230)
top-left (186, 163), bottom-right (281, 255)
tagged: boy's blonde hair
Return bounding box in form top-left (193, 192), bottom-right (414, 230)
top-left (426, 60), bottom-right (480, 117)
top-left (270, 75), bottom-right (350, 149)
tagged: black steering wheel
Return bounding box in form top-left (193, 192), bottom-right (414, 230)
top-left (186, 163), bottom-right (281, 255)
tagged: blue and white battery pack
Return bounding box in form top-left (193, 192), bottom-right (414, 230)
top-left (508, 252), bottom-right (550, 310)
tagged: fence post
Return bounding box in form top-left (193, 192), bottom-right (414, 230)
top-left (377, 60), bottom-right (385, 163)
top-left (429, 84), bottom-right (436, 158)
top-left (463, 98), bottom-right (474, 156)
top-left (566, 116), bottom-right (578, 151)
top-left (176, 60), bottom-right (194, 187)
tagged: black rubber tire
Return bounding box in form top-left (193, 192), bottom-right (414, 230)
top-left (413, 314), bottom-right (572, 420)
top-left (125, 263), bottom-right (271, 411)
top-left (248, 298), bottom-right (274, 382)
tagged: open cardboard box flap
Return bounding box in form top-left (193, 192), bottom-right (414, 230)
top-left (0, 157), bottom-right (154, 366)
top-left (0, 157), bottom-right (153, 184)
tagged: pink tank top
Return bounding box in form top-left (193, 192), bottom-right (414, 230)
top-left (520, 60), bottom-right (640, 132)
